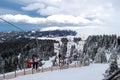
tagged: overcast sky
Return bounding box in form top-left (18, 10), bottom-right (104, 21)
top-left (0, 0), bottom-right (120, 34)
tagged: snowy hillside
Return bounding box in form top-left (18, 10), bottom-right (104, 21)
top-left (9, 64), bottom-right (109, 80)
top-left (0, 27), bottom-right (120, 80)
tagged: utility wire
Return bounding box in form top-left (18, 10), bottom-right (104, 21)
top-left (0, 17), bottom-right (25, 31)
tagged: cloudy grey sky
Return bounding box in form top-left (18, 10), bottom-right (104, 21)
top-left (0, 0), bottom-right (120, 34)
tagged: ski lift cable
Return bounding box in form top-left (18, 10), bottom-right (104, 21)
top-left (0, 17), bottom-right (40, 71)
top-left (0, 17), bottom-right (25, 32)
top-left (0, 17), bottom-right (27, 50)
top-left (0, 17), bottom-right (40, 54)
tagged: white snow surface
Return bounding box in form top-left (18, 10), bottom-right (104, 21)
top-left (9, 64), bottom-right (109, 80)
top-left (42, 56), bottom-right (56, 68)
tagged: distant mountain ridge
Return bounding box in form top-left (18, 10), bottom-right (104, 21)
top-left (0, 30), bottom-right (77, 42)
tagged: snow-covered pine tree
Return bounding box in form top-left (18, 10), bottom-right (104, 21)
top-left (94, 48), bottom-right (107, 63)
top-left (0, 56), bottom-right (5, 73)
top-left (73, 48), bottom-right (78, 61)
top-left (82, 53), bottom-right (90, 66)
top-left (59, 38), bottom-right (68, 65)
top-left (78, 50), bottom-right (84, 64)
top-left (104, 60), bottom-right (119, 79)
top-left (109, 48), bottom-right (118, 62)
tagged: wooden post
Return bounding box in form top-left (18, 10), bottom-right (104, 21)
top-left (51, 66), bottom-right (53, 72)
top-left (32, 68), bottom-right (34, 74)
top-left (58, 50), bottom-right (60, 66)
top-left (75, 63), bottom-right (76, 68)
top-left (42, 66), bottom-right (43, 72)
top-left (23, 60), bottom-right (26, 75)
top-left (67, 63), bottom-right (69, 68)
top-left (24, 67), bottom-right (25, 75)
top-left (60, 65), bottom-right (61, 70)
top-left (3, 69), bottom-right (5, 79)
top-left (15, 70), bottom-right (16, 77)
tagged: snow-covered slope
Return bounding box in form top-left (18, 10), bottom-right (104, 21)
top-left (9, 64), bottom-right (108, 80)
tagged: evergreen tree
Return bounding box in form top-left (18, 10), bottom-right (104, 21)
top-left (109, 48), bottom-right (118, 62)
top-left (82, 53), bottom-right (90, 66)
top-left (0, 56), bottom-right (5, 73)
top-left (104, 60), bottom-right (118, 79)
top-left (94, 48), bottom-right (107, 63)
